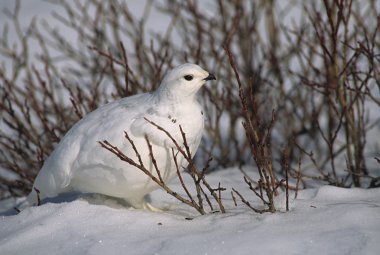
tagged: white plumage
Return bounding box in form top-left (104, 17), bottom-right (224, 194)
top-left (25, 63), bottom-right (216, 210)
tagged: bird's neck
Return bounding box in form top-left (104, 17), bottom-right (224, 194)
top-left (155, 87), bottom-right (197, 105)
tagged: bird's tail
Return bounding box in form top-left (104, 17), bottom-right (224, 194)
top-left (14, 188), bottom-right (41, 211)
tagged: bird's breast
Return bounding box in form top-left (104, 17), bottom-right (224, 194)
top-left (131, 102), bottom-right (204, 149)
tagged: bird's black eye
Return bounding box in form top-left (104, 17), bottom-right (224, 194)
top-left (184, 75), bottom-right (193, 81)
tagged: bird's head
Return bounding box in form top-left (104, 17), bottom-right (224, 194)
top-left (157, 63), bottom-right (216, 101)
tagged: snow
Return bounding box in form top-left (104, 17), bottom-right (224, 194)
top-left (1, 169), bottom-right (380, 255)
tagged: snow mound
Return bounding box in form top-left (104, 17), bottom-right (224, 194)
top-left (1, 171), bottom-right (380, 255)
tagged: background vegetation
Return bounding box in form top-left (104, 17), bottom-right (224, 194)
top-left (1, 0), bottom-right (379, 207)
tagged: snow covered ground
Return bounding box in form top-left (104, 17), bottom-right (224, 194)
top-left (1, 168), bottom-right (379, 255)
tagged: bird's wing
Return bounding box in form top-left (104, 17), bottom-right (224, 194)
top-left (33, 93), bottom-right (152, 195)
top-left (130, 105), bottom-right (183, 148)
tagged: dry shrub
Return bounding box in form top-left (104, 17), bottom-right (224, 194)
top-left (1, 0), bottom-right (379, 204)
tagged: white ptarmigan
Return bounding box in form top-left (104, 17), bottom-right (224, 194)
top-left (25, 63), bottom-right (216, 210)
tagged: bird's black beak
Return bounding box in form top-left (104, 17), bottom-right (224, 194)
top-left (203, 73), bottom-right (216, 81)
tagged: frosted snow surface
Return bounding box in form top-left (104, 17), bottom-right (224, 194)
top-left (1, 169), bottom-right (380, 255)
